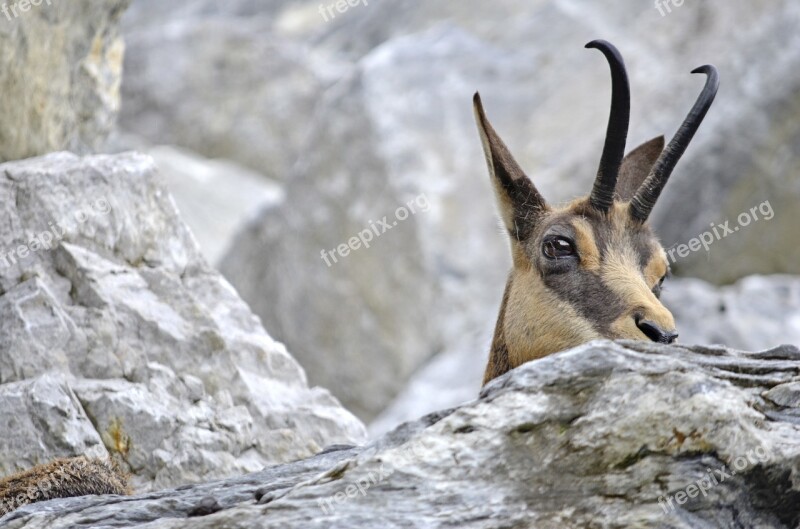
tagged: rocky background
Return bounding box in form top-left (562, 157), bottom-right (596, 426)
top-left (113, 0), bottom-right (799, 427)
top-left (0, 0), bottom-right (799, 526)
top-left (0, 0), bottom-right (366, 495)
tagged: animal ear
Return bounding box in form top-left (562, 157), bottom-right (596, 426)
top-left (615, 136), bottom-right (665, 202)
top-left (473, 93), bottom-right (547, 241)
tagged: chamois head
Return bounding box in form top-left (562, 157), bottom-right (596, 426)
top-left (476, 40), bottom-right (719, 385)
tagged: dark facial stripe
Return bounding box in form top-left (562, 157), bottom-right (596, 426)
top-left (541, 268), bottom-right (627, 335)
top-left (536, 204), bottom-right (649, 333)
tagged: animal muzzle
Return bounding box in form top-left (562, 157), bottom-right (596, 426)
top-left (635, 315), bottom-right (678, 344)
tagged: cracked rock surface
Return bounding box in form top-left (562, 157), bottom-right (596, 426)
top-left (0, 0), bottom-right (130, 161)
top-left (0, 152), bottom-right (366, 492)
top-left (3, 340), bottom-right (800, 528)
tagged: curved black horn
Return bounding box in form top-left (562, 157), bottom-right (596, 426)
top-left (585, 39), bottom-right (630, 212)
top-left (629, 65), bottom-right (719, 222)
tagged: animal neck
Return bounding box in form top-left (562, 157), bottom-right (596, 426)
top-left (483, 276), bottom-right (513, 385)
top-left (483, 268), bottom-right (596, 386)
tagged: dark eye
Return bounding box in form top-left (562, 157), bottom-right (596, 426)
top-left (652, 275), bottom-right (666, 298)
top-left (542, 236), bottom-right (576, 259)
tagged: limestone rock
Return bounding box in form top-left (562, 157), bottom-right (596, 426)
top-left (5, 341), bottom-right (800, 528)
top-left (0, 0), bottom-right (129, 161)
top-left (133, 145), bottom-right (283, 265)
top-left (663, 275), bottom-right (800, 351)
top-left (0, 375), bottom-right (108, 478)
top-left (0, 152), bottom-right (365, 492)
top-left (118, 6), bottom-right (347, 180)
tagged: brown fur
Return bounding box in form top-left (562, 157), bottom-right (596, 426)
top-left (0, 456), bottom-right (130, 516)
top-left (475, 95), bottom-right (678, 386)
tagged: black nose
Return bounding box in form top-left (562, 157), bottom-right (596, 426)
top-left (636, 318), bottom-right (678, 344)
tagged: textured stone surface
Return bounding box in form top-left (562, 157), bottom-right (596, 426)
top-left (0, 0), bottom-right (129, 161)
top-left (118, 4), bottom-right (345, 181)
top-left (0, 152), bottom-right (365, 492)
top-left (4, 341), bottom-right (800, 528)
top-left (0, 375), bottom-right (107, 478)
top-left (133, 145), bottom-right (283, 265)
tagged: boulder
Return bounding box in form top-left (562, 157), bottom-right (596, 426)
top-left (662, 275), bottom-right (800, 351)
top-left (130, 144), bottom-right (284, 265)
top-left (314, 0), bottom-right (800, 284)
top-left (4, 341), bottom-right (800, 528)
top-left (0, 0), bottom-right (129, 161)
top-left (118, 4), bottom-right (348, 180)
top-left (0, 152), bottom-right (365, 492)
top-left (218, 26), bottom-right (517, 421)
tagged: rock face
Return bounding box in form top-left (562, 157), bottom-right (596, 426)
top-left (0, 0), bottom-right (129, 161)
top-left (131, 145), bottom-right (284, 265)
top-left (0, 152), bottom-right (365, 492)
top-left (218, 64), bottom-right (452, 421)
top-left (662, 276), bottom-right (800, 352)
top-left (204, 1), bottom-right (800, 421)
top-left (118, 3), bottom-right (343, 182)
top-left (4, 341), bottom-right (800, 528)
top-left (371, 275), bottom-right (800, 436)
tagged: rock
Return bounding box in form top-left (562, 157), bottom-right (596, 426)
top-left (4, 341), bottom-right (800, 528)
top-left (370, 275), bottom-right (800, 436)
top-left (118, 5), bottom-right (349, 180)
top-left (662, 276), bottom-right (800, 351)
top-left (116, 0), bottom-right (800, 422)
top-left (131, 144), bottom-right (284, 265)
top-left (0, 375), bottom-right (108, 478)
top-left (0, 152), bottom-right (366, 492)
top-left (0, 0), bottom-right (129, 161)
top-left (313, 0), bottom-right (800, 285)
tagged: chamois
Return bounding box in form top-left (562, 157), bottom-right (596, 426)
top-left (476, 40), bottom-right (719, 385)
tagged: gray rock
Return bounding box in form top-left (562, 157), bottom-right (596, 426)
top-left (315, 0), bottom-right (800, 284)
top-left (4, 341), bottom-right (800, 528)
top-left (118, 6), bottom-right (349, 180)
top-left (0, 152), bottom-right (365, 491)
top-left (662, 276), bottom-right (800, 351)
top-left (134, 144), bottom-right (284, 265)
top-left (218, 26), bottom-right (518, 421)
top-left (0, 0), bottom-right (129, 161)
top-left (0, 375), bottom-right (108, 478)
